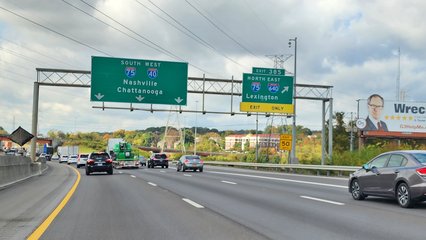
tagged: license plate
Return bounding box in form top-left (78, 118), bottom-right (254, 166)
top-left (97, 163), bottom-right (103, 166)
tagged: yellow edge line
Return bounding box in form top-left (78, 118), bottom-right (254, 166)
top-left (27, 166), bottom-right (81, 240)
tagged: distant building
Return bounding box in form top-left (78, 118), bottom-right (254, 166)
top-left (225, 134), bottom-right (280, 151)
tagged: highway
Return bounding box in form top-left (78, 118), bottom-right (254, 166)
top-left (1, 162), bottom-right (425, 240)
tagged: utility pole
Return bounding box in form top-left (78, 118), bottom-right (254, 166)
top-left (350, 112), bottom-right (354, 152)
top-left (194, 101), bottom-right (198, 155)
top-left (289, 37), bottom-right (297, 164)
top-left (396, 47), bottom-right (400, 101)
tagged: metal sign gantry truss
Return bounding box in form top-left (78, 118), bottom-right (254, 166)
top-left (31, 68), bottom-right (333, 164)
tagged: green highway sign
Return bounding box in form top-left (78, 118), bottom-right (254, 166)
top-left (252, 67), bottom-right (285, 76)
top-left (242, 73), bottom-right (294, 104)
top-left (91, 56), bottom-right (188, 105)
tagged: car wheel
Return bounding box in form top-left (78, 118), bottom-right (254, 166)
top-left (161, 166), bottom-right (164, 168)
top-left (77, 164), bottom-right (80, 168)
top-left (177, 164), bottom-right (180, 172)
top-left (397, 182), bottom-right (414, 208)
top-left (351, 179), bottom-right (365, 200)
top-left (108, 169), bottom-right (113, 175)
top-left (182, 166), bottom-right (185, 172)
top-left (86, 169), bottom-right (90, 175)
top-left (166, 165), bottom-right (168, 169)
top-left (199, 167), bottom-right (203, 172)
top-left (193, 169), bottom-right (196, 172)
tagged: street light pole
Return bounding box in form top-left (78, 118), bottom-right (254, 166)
top-left (289, 37), bottom-right (297, 164)
top-left (194, 101), bottom-right (198, 155)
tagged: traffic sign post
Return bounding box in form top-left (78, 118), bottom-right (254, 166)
top-left (279, 134), bottom-right (292, 151)
top-left (91, 56), bottom-right (188, 105)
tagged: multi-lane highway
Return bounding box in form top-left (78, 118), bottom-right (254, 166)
top-left (1, 162), bottom-right (425, 240)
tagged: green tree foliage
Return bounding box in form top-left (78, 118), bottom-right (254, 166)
top-left (0, 126), bottom-right (8, 135)
top-left (332, 112), bottom-right (349, 153)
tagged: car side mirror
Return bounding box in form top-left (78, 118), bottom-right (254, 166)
top-left (371, 166), bottom-right (379, 174)
top-left (362, 164), bottom-right (370, 171)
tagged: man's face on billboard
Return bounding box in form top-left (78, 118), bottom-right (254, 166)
top-left (368, 96), bottom-right (384, 121)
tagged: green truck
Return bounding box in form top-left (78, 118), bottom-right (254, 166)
top-left (108, 139), bottom-right (139, 169)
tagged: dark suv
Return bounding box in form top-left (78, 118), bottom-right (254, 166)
top-left (147, 153), bottom-right (169, 168)
top-left (85, 152), bottom-right (113, 175)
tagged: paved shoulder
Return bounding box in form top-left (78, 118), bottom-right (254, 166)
top-left (0, 162), bottom-right (77, 240)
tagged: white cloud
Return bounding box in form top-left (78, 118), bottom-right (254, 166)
top-left (1, 0), bottom-right (426, 135)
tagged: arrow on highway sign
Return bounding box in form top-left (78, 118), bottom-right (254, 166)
top-left (95, 93), bottom-right (104, 100)
top-left (136, 95), bottom-right (144, 101)
top-left (281, 86), bottom-right (289, 93)
top-left (175, 97), bottom-right (183, 103)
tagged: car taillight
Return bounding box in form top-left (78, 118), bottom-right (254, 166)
top-left (200, 160), bottom-right (204, 164)
top-left (87, 159), bottom-right (94, 165)
top-left (416, 167), bottom-right (426, 176)
top-left (106, 159), bottom-right (113, 164)
top-left (184, 159), bottom-right (190, 163)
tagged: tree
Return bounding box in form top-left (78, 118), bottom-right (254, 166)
top-left (0, 126), bottom-right (8, 135)
top-left (333, 112), bottom-right (349, 153)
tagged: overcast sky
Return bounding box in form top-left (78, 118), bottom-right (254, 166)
top-left (1, 0), bottom-right (425, 135)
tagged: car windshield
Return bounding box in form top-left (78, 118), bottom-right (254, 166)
top-left (186, 156), bottom-right (200, 160)
top-left (412, 153), bottom-right (426, 163)
top-left (155, 154), bottom-right (167, 159)
top-left (91, 153), bottom-right (109, 161)
top-left (80, 154), bottom-right (89, 158)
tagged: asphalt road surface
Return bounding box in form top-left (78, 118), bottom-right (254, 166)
top-left (1, 162), bottom-right (425, 239)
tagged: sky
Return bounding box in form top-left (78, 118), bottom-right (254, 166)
top-left (1, 0), bottom-right (426, 136)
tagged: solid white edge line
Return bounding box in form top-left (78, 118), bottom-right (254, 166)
top-left (221, 180), bottom-right (237, 185)
top-left (300, 195), bottom-right (345, 206)
top-left (148, 182), bottom-right (157, 186)
top-left (209, 171), bottom-right (347, 189)
top-left (182, 198), bottom-right (204, 208)
top-left (131, 175), bottom-right (136, 178)
top-left (183, 174), bottom-right (192, 177)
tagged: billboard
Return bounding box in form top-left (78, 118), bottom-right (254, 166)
top-left (357, 95), bottom-right (426, 134)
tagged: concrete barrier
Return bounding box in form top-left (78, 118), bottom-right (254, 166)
top-left (0, 155), bottom-right (47, 189)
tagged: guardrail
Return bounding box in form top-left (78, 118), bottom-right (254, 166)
top-left (204, 161), bottom-right (360, 176)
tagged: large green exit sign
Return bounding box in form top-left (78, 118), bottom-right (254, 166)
top-left (242, 73), bottom-right (294, 104)
top-left (91, 56), bottom-right (188, 105)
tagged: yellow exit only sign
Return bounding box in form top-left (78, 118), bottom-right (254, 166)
top-left (240, 102), bottom-right (294, 114)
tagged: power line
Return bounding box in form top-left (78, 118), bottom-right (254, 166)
top-left (140, 0), bottom-right (247, 69)
top-left (0, 46), bottom-right (53, 67)
top-left (77, 0), bottom-right (213, 75)
top-left (0, 5), bottom-right (112, 56)
top-left (185, 0), bottom-right (267, 64)
top-left (0, 36), bottom-right (78, 69)
top-left (61, 0), bottom-right (164, 55)
top-left (242, 0), bottom-right (283, 46)
top-left (79, 0), bottom-right (184, 62)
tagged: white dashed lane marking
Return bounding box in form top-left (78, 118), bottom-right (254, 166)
top-left (221, 180), bottom-right (237, 185)
top-left (300, 195), bottom-right (345, 206)
top-left (182, 198), bottom-right (204, 208)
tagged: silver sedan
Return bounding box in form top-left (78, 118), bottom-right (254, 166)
top-left (177, 155), bottom-right (204, 172)
top-left (349, 150), bottom-right (426, 208)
